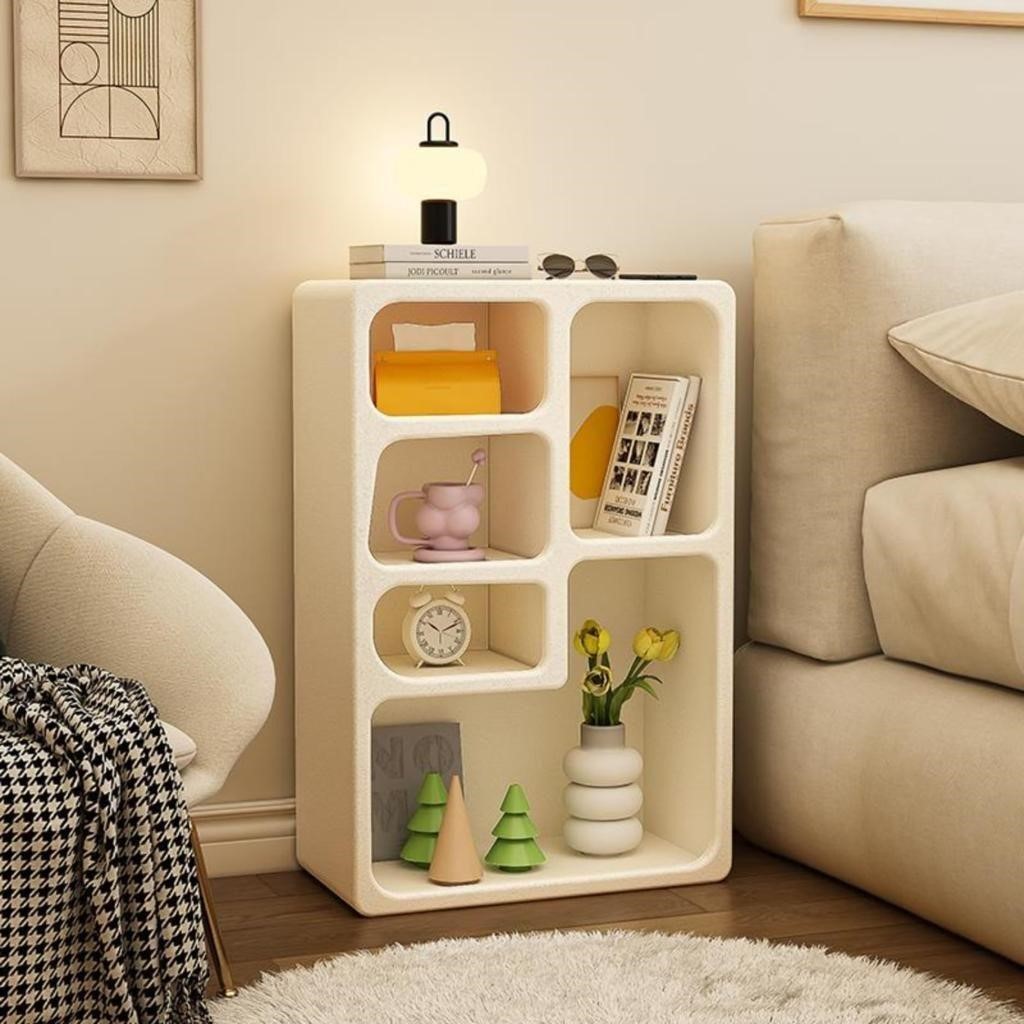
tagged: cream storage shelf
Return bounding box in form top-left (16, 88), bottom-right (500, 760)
top-left (372, 832), bottom-right (705, 903)
top-left (370, 432), bottom-right (549, 565)
top-left (374, 582), bottom-right (546, 686)
top-left (293, 279), bottom-right (735, 915)
top-left (367, 300), bottom-right (548, 415)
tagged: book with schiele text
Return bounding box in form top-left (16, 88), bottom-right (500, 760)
top-left (350, 244), bottom-right (529, 265)
top-left (593, 373), bottom-right (700, 537)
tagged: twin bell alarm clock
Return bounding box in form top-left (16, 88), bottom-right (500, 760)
top-left (402, 587), bottom-right (472, 668)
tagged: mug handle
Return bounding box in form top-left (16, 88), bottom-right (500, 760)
top-left (388, 491), bottom-right (426, 547)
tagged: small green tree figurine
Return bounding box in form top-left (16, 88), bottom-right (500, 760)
top-left (400, 772), bottom-right (447, 869)
top-left (485, 784), bottom-right (546, 872)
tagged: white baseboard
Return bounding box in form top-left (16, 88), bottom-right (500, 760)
top-left (192, 798), bottom-right (297, 877)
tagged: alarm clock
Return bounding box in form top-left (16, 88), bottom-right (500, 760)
top-left (402, 588), bottom-right (472, 668)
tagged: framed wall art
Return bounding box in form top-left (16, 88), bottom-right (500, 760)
top-left (800, 0), bottom-right (1024, 25)
top-left (13, 0), bottom-right (201, 179)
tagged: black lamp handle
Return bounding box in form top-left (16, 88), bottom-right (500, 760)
top-left (425, 112), bottom-right (450, 143)
top-left (422, 112), bottom-right (457, 148)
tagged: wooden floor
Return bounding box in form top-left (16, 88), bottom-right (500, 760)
top-left (210, 837), bottom-right (1023, 1007)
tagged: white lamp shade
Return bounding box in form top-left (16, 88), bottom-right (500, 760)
top-left (396, 145), bottom-right (487, 201)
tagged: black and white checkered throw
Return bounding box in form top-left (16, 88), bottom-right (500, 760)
top-left (0, 658), bottom-right (211, 1023)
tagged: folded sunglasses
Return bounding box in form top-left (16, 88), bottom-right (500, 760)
top-left (538, 253), bottom-right (619, 279)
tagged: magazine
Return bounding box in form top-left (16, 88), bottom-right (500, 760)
top-left (592, 373), bottom-right (701, 537)
top-left (652, 376), bottom-right (701, 535)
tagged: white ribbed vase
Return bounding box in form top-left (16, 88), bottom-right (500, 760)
top-left (563, 724), bottom-right (643, 855)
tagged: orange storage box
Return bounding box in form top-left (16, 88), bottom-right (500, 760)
top-left (373, 350), bottom-right (502, 416)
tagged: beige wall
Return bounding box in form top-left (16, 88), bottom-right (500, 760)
top-left (2, 1), bottom-right (1022, 804)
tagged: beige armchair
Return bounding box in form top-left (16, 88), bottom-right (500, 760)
top-left (0, 453), bottom-right (275, 996)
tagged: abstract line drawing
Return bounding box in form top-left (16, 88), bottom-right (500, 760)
top-left (16, 0), bottom-right (199, 179)
top-left (59, 0), bottom-right (160, 141)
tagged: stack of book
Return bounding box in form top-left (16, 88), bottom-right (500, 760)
top-left (593, 373), bottom-right (702, 537)
top-left (350, 244), bottom-right (531, 280)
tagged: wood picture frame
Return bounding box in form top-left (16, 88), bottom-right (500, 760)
top-left (13, 0), bottom-right (203, 180)
top-left (799, 0), bottom-right (1024, 25)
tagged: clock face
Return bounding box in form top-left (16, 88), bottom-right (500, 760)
top-left (414, 602), bottom-right (469, 663)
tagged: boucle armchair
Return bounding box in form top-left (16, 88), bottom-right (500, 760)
top-left (0, 452), bottom-right (276, 995)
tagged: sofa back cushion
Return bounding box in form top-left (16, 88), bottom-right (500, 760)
top-left (751, 202), bottom-right (1024, 661)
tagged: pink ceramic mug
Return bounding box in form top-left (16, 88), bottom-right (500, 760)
top-left (388, 482), bottom-right (486, 563)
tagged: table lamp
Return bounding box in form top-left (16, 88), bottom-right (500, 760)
top-left (396, 112), bottom-right (487, 246)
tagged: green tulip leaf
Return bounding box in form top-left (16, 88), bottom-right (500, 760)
top-left (632, 679), bottom-right (659, 699)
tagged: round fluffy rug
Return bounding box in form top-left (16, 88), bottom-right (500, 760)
top-left (208, 930), bottom-right (1023, 1024)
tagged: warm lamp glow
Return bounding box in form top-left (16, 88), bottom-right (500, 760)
top-left (397, 111), bottom-right (487, 245)
top-left (396, 145), bottom-right (487, 202)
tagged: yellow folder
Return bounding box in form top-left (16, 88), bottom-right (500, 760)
top-left (373, 350), bottom-right (502, 416)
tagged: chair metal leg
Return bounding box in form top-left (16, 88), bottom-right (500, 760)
top-left (190, 819), bottom-right (238, 998)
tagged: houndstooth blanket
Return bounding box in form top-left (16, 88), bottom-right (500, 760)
top-left (0, 658), bottom-right (211, 1023)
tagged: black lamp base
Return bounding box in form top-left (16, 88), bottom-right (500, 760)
top-left (421, 200), bottom-right (457, 245)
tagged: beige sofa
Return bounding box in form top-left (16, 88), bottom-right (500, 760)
top-left (736, 201), bottom-right (1024, 964)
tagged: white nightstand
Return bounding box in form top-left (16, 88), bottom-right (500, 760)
top-left (293, 279), bottom-right (735, 915)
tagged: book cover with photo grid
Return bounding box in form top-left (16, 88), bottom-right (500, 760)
top-left (592, 374), bottom-right (691, 537)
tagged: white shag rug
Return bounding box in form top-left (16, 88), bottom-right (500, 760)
top-left (208, 930), bottom-right (1023, 1024)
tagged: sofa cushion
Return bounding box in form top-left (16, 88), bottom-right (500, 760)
top-left (161, 719), bottom-right (197, 771)
top-left (890, 291), bottom-right (1024, 435)
top-left (863, 457), bottom-right (1024, 692)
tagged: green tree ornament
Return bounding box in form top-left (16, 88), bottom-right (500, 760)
top-left (484, 783), bottom-right (546, 872)
top-left (400, 772), bottom-right (448, 868)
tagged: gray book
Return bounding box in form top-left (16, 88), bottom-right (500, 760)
top-left (370, 722), bottom-right (463, 861)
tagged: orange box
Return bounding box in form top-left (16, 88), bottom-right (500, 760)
top-left (373, 350), bottom-right (501, 416)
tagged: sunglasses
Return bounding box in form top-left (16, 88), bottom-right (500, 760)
top-left (538, 253), bottom-right (619, 280)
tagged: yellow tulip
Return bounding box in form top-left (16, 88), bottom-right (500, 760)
top-left (581, 664), bottom-right (612, 696)
top-left (633, 627), bottom-right (664, 661)
top-left (656, 629), bottom-right (681, 662)
top-left (574, 619), bottom-right (611, 657)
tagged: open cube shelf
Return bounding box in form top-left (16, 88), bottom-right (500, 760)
top-left (570, 301), bottom-right (721, 540)
top-left (370, 433), bottom-right (549, 565)
top-left (374, 582), bottom-right (546, 681)
top-left (369, 300), bottom-right (547, 415)
top-left (294, 279), bottom-right (734, 915)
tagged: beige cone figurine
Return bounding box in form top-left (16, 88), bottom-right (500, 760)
top-left (428, 774), bottom-right (482, 886)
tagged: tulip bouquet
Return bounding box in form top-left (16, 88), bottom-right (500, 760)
top-left (572, 619), bottom-right (680, 726)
